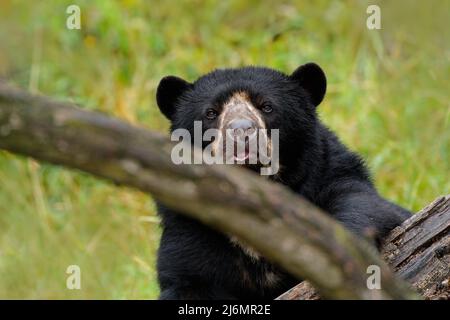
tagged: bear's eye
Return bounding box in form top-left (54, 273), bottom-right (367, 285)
top-left (261, 103), bottom-right (273, 114)
top-left (205, 109), bottom-right (218, 120)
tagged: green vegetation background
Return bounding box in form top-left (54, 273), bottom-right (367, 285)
top-left (0, 0), bottom-right (448, 299)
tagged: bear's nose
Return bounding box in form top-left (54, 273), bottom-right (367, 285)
top-left (229, 119), bottom-right (254, 131)
top-left (227, 119), bottom-right (257, 140)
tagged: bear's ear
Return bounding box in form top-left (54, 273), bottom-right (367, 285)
top-left (156, 76), bottom-right (192, 120)
top-left (290, 62), bottom-right (327, 107)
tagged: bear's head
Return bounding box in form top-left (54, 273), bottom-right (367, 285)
top-left (156, 63), bottom-right (326, 178)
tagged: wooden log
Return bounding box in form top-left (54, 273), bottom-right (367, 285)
top-left (383, 195), bottom-right (450, 299)
top-left (276, 195), bottom-right (450, 300)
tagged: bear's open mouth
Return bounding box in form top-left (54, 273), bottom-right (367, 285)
top-left (211, 130), bottom-right (273, 167)
top-left (233, 141), bottom-right (250, 162)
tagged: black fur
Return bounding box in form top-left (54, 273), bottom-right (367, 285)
top-left (155, 63), bottom-right (411, 300)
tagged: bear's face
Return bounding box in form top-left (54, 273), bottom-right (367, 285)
top-left (156, 63), bottom-right (326, 174)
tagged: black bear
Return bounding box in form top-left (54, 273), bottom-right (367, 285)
top-left (155, 63), bottom-right (411, 299)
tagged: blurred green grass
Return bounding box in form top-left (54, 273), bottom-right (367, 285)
top-left (0, 0), bottom-right (448, 299)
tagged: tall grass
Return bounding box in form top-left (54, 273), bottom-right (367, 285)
top-left (0, 0), bottom-right (448, 298)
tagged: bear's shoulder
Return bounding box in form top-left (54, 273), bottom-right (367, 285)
top-left (318, 123), bottom-right (372, 183)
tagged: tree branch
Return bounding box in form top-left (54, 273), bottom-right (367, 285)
top-left (0, 82), bottom-right (419, 299)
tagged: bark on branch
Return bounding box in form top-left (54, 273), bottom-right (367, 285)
top-left (0, 82), bottom-right (419, 299)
